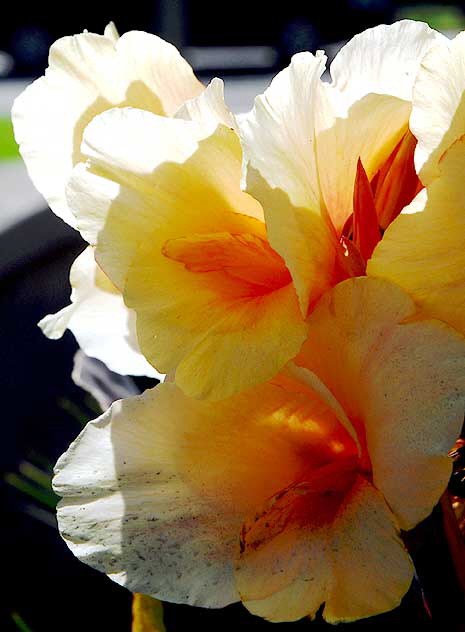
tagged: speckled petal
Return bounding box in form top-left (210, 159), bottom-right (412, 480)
top-left (298, 277), bottom-right (465, 529)
top-left (236, 475), bottom-right (413, 623)
top-left (54, 380), bottom-right (348, 605)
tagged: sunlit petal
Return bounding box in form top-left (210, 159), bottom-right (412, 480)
top-left (12, 28), bottom-right (202, 226)
top-left (411, 31), bottom-right (465, 183)
top-left (298, 277), bottom-right (465, 529)
top-left (39, 246), bottom-right (160, 378)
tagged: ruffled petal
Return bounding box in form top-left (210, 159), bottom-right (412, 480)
top-left (68, 108), bottom-right (263, 288)
top-left (240, 55), bottom-right (338, 315)
top-left (54, 380), bottom-right (348, 605)
top-left (368, 139), bottom-right (465, 338)
top-left (241, 51), bottom-right (326, 212)
top-left (316, 90), bottom-right (410, 234)
top-left (236, 475), bottom-right (413, 623)
top-left (329, 20), bottom-right (444, 109)
top-left (411, 32), bottom-right (465, 184)
top-left (298, 277), bottom-right (465, 529)
top-left (240, 53), bottom-right (338, 314)
top-left (174, 77), bottom-right (237, 132)
top-left (39, 246), bottom-right (160, 378)
top-left (69, 108), bottom-right (305, 399)
top-left (12, 29), bottom-right (202, 226)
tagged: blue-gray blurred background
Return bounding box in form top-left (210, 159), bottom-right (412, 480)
top-left (2, 2), bottom-right (465, 630)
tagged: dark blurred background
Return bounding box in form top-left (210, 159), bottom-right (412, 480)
top-left (1, 0), bottom-right (465, 77)
top-left (2, 2), bottom-right (465, 630)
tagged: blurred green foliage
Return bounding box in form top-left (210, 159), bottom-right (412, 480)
top-left (11, 612), bottom-right (34, 632)
top-left (396, 4), bottom-right (465, 32)
top-left (0, 117), bottom-right (19, 161)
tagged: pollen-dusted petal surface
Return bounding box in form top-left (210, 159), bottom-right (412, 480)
top-left (236, 475), bottom-right (413, 623)
top-left (68, 107), bottom-right (306, 399)
top-left (39, 246), bottom-right (160, 378)
top-left (411, 31), bottom-right (465, 184)
top-left (297, 277), bottom-right (465, 529)
top-left (54, 380), bottom-right (352, 606)
top-left (12, 28), bottom-right (203, 227)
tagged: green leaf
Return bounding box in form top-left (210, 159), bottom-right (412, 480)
top-left (11, 612), bottom-right (33, 632)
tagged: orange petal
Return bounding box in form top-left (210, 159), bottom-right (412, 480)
top-left (372, 130), bottom-right (422, 230)
top-left (332, 236), bottom-right (366, 282)
top-left (352, 158), bottom-right (381, 262)
top-left (162, 232), bottom-right (291, 296)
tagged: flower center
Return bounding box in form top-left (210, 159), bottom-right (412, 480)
top-left (162, 231), bottom-right (291, 298)
top-left (336, 130), bottom-right (422, 278)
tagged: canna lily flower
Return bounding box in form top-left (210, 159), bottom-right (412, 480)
top-left (12, 24), bottom-right (228, 377)
top-left (65, 103), bottom-right (307, 400)
top-left (368, 31), bottom-right (465, 336)
top-left (61, 20), bottom-right (442, 399)
top-left (241, 20), bottom-right (443, 317)
top-left (53, 278), bottom-right (465, 623)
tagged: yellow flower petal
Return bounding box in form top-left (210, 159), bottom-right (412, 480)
top-left (368, 139), bottom-right (465, 338)
top-left (54, 277), bottom-right (465, 622)
top-left (69, 109), bottom-right (263, 288)
top-left (69, 108), bottom-right (306, 399)
top-left (298, 277), bottom-right (465, 529)
top-left (236, 475), bottom-right (413, 623)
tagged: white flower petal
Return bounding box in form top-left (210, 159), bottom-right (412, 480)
top-left (411, 31), bottom-right (465, 183)
top-left (103, 22), bottom-right (119, 42)
top-left (240, 51), bottom-right (326, 212)
top-left (54, 380), bottom-right (332, 606)
top-left (39, 246), bottom-right (160, 378)
top-left (53, 387), bottom-right (241, 607)
top-left (12, 29), bottom-right (202, 227)
top-left (174, 77), bottom-right (238, 132)
top-left (329, 20), bottom-right (445, 111)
